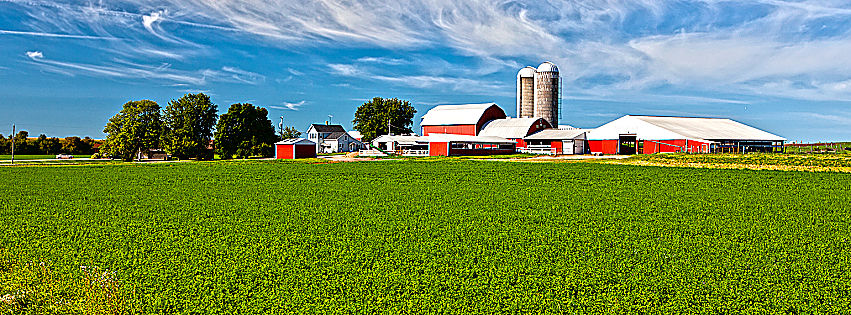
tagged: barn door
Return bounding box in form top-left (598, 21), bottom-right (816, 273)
top-left (562, 140), bottom-right (574, 155)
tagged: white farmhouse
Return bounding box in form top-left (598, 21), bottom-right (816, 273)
top-left (306, 124), bottom-right (365, 153)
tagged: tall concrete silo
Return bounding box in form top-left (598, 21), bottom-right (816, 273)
top-left (534, 61), bottom-right (559, 126)
top-left (516, 66), bottom-right (536, 118)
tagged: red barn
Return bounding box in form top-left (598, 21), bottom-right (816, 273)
top-left (275, 138), bottom-right (317, 159)
top-left (587, 115), bottom-right (786, 154)
top-left (420, 103), bottom-right (507, 136)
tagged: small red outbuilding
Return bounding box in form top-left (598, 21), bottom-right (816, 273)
top-left (275, 138), bottom-right (317, 159)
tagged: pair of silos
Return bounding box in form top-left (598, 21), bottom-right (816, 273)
top-left (516, 62), bottom-right (559, 127)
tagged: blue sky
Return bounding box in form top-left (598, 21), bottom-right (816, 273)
top-left (1, 0), bottom-right (850, 142)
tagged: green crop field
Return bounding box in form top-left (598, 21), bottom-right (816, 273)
top-left (2, 160), bottom-right (850, 313)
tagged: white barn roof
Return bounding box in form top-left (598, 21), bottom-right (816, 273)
top-left (420, 103), bottom-right (503, 126)
top-left (588, 115), bottom-right (786, 142)
top-left (525, 129), bottom-right (586, 140)
top-left (478, 118), bottom-right (550, 139)
top-left (275, 138), bottom-right (315, 145)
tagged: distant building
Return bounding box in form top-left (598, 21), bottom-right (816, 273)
top-left (587, 115), bottom-right (787, 154)
top-left (306, 124), bottom-right (364, 153)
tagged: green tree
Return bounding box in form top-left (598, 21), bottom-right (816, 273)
top-left (214, 103), bottom-right (277, 159)
top-left (103, 100), bottom-right (163, 161)
top-left (45, 137), bottom-right (62, 155)
top-left (352, 97), bottom-right (416, 142)
top-left (14, 131), bottom-right (30, 155)
top-left (62, 137), bottom-right (83, 154)
top-left (162, 93), bottom-right (218, 160)
top-left (281, 126), bottom-right (301, 139)
top-left (0, 134), bottom-right (6, 154)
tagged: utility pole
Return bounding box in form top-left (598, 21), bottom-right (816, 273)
top-left (387, 118), bottom-right (391, 136)
top-left (278, 116), bottom-right (284, 139)
top-left (10, 124), bottom-right (15, 165)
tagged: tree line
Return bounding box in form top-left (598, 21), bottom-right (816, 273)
top-left (0, 132), bottom-right (100, 156)
top-left (103, 93), bottom-right (301, 161)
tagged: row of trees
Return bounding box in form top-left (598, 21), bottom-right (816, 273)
top-left (103, 94), bottom-right (416, 161)
top-left (0, 132), bottom-right (100, 155)
top-left (103, 93), bottom-right (295, 161)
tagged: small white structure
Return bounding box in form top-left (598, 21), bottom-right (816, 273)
top-left (306, 124), bottom-right (365, 153)
top-left (523, 129), bottom-right (587, 155)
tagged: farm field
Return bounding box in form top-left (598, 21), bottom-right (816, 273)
top-left (2, 160), bottom-right (850, 313)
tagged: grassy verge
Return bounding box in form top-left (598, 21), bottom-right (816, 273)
top-left (610, 153), bottom-right (851, 172)
top-left (0, 155), bottom-right (57, 161)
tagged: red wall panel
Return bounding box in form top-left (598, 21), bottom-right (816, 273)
top-left (588, 140), bottom-right (619, 154)
top-left (642, 140), bottom-right (709, 154)
top-left (422, 125), bottom-right (477, 136)
top-left (551, 140), bottom-right (563, 154)
top-left (276, 144), bottom-right (293, 159)
top-left (429, 142), bottom-right (449, 156)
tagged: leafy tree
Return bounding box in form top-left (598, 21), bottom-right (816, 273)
top-left (214, 103), bottom-right (277, 159)
top-left (14, 131), bottom-right (29, 154)
top-left (162, 93), bottom-right (218, 160)
top-left (352, 97), bottom-right (416, 142)
top-left (103, 100), bottom-right (163, 161)
top-left (281, 126), bottom-right (301, 139)
top-left (45, 137), bottom-right (62, 154)
top-left (62, 137), bottom-right (83, 154)
top-left (0, 134), bottom-right (6, 154)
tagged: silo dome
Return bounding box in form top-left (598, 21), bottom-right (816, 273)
top-left (517, 66), bottom-right (536, 78)
top-left (537, 61), bottom-right (558, 73)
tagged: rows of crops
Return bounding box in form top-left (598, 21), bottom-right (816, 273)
top-left (2, 160), bottom-right (850, 313)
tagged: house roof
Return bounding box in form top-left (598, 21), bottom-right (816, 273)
top-left (420, 103), bottom-right (504, 126)
top-left (478, 118), bottom-right (551, 139)
top-left (524, 129), bottom-right (587, 140)
top-left (309, 124), bottom-right (349, 139)
top-left (275, 138), bottom-right (315, 145)
top-left (588, 115), bottom-right (786, 141)
top-left (310, 124), bottom-right (345, 132)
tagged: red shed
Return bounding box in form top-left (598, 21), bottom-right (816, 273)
top-left (275, 138), bottom-right (317, 159)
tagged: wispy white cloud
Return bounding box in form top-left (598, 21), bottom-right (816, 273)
top-left (25, 51), bottom-right (264, 85)
top-left (356, 57), bottom-right (406, 65)
top-left (329, 63), bottom-right (511, 96)
top-left (0, 29), bottom-right (121, 40)
top-left (269, 100), bottom-right (306, 111)
top-left (7, 0), bottom-right (851, 103)
top-left (26, 51), bottom-right (43, 59)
